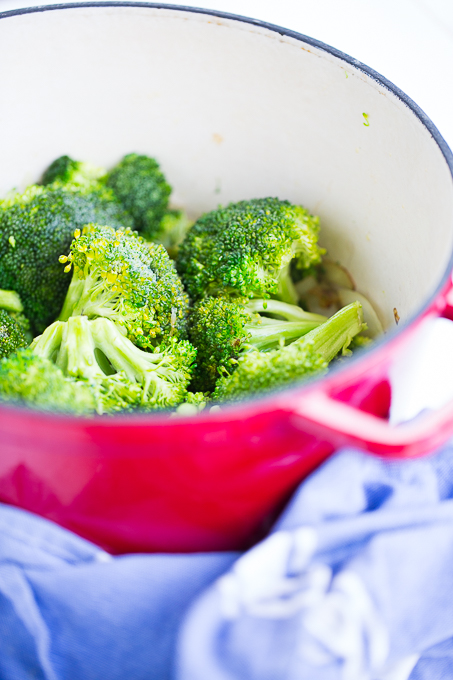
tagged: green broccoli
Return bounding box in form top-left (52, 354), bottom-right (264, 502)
top-left (212, 301), bottom-right (365, 402)
top-left (176, 197), bottom-right (324, 303)
top-left (0, 183), bottom-right (133, 333)
top-left (0, 288), bottom-right (31, 341)
top-left (0, 348), bottom-right (96, 414)
top-left (58, 223), bottom-right (189, 348)
top-left (174, 390), bottom-right (208, 416)
top-left (43, 154), bottom-right (191, 254)
top-left (31, 315), bottom-right (196, 412)
top-left (41, 155), bottom-right (106, 190)
top-left (105, 153), bottom-right (172, 239)
top-left (0, 309), bottom-right (28, 359)
top-left (156, 209), bottom-right (193, 258)
top-left (0, 288), bottom-right (23, 314)
top-left (188, 296), bottom-right (327, 392)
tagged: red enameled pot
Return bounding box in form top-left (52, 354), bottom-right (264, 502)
top-left (0, 3), bottom-right (453, 553)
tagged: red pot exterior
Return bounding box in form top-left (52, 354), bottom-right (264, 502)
top-left (0, 402), bottom-right (337, 554)
top-left (1, 4), bottom-right (453, 554)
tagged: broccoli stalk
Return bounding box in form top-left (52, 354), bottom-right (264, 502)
top-left (241, 317), bottom-right (324, 351)
top-left (276, 263), bottom-right (299, 305)
top-left (240, 299), bottom-right (327, 351)
top-left (188, 296), bottom-right (327, 392)
top-left (212, 301), bottom-right (365, 401)
top-left (306, 300), bottom-right (365, 362)
top-left (244, 298), bottom-right (326, 321)
top-left (31, 316), bottom-right (196, 412)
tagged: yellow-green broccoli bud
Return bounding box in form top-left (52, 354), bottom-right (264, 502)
top-left (59, 223), bottom-right (189, 349)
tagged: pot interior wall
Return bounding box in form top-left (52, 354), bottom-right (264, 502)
top-left (0, 5), bottom-right (452, 330)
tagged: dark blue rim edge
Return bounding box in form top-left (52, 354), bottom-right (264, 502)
top-left (1, 1), bottom-right (453, 422)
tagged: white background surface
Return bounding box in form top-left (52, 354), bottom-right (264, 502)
top-left (1, 0), bottom-right (453, 150)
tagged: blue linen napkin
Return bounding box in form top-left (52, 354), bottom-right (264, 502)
top-left (2, 444), bottom-right (453, 680)
top-left (0, 503), bottom-right (236, 680)
top-left (176, 445), bottom-right (453, 680)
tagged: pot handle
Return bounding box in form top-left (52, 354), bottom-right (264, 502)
top-left (291, 388), bottom-right (453, 458)
top-left (289, 278), bottom-right (453, 459)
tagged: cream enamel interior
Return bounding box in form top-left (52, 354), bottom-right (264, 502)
top-left (0, 5), bottom-right (452, 330)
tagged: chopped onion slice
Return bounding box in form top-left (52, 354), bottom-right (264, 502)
top-left (322, 260), bottom-right (355, 290)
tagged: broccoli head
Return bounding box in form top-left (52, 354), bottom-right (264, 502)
top-left (176, 197), bottom-right (324, 303)
top-left (106, 153), bottom-right (172, 239)
top-left (59, 223), bottom-right (189, 348)
top-left (0, 184), bottom-right (133, 333)
top-left (212, 301), bottom-right (364, 401)
top-left (0, 348), bottom-right (96, 414)
top-left (31, 315), bottom-right (196, 413)
top-left (0, 309), bottom-right (28, 359)
top-left (188, 296), bottom-right (326, 392)
top-left (41, 155), bottom-right (106, 190)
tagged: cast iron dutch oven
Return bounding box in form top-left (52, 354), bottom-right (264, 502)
top-left (0, 2), bottom-right (453, 553)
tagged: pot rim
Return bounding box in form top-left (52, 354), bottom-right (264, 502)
top-left (1, 0), bottom-right (453, 425)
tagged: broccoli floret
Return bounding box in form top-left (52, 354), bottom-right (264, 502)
top-left (41, 155), bottom-right (106, 190)
top-left (31, 315), bottom-right (196, 412)
top-left (58, 223), bottom-right (189, 348)
top-left (188, 296), bottom-right (327, 392)
top-left (0, 288), bottom-right (23, 314)
top-left (174, 391), bottom-right (208, 416)
top-left (105, 153), bottom-right (172, 239)
top-left (0, 348), bottom-right (96, 414)
top-left (156, 209), bottom-right (193, 258)
top-left (0, 288), bottom-right (32, 342)
top-left (0, 309), bottom-right (28, 358)
top-left (176, 197), bottom-right (324, 303)
top-left (8, 310), bottom-right (31, 342)
top-left (212, 301), bottom-right (364, 401)
top-left (0, 184), bottom-right (133, 333)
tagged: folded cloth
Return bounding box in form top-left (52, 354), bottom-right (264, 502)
top-left (175, 444), bottom-right (453, 680)
top-left (3, 443), bottom-right (453, 680)
top-left (0, 504), bottom-right (237, 680)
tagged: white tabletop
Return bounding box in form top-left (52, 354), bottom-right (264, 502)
top-left (1, 0), bottom-right (453, 150)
